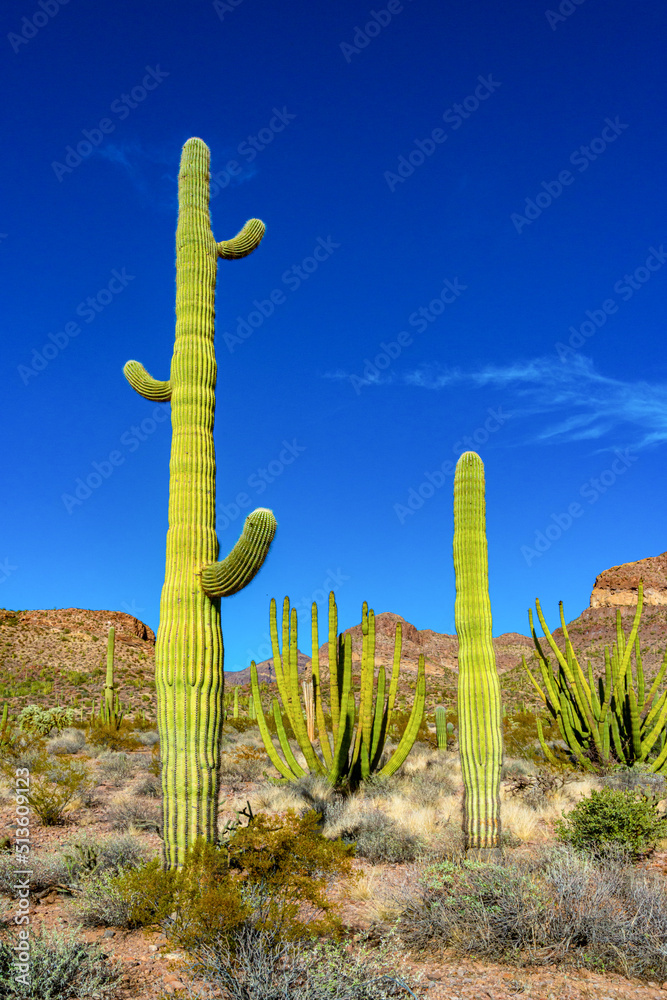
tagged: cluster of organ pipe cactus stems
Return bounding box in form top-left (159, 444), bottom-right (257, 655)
top-left (250, 591), bottom-right (425, 789)
top-left (524, 581), bottom-right (667, 774)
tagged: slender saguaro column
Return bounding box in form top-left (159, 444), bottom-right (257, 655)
top-left (453, 451), bottom-right (503, 858)
top-left (123, 137), bottom-right (277, 868)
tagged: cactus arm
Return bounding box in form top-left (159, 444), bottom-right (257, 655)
top-left (640, 694), bottom-right (667, 759)
top-left (559, 603), bottom-right (593, 703)
top-left (250, 662), bottom-right (299, 780)
top-left (273, 699), bottom-right (306, 777)
top-left (636, 638), bottom-right (645, 710)
top-left (311, 602), bottom-right (333, 767)
top-left (641, 649), bottom-right (667, 727)
top-left (378, 654), bottom-right (426, 779)
top-left (216, 218), bottom-right (265, 259)
top-left (521, 655), bottom-right (549, 706)
top-left (615, 582), bottom-right (644, 689)
top-left (123, 360), bottom-right (172, 401)
top-left (201, 508), bottom-right (277, 598)
top-left (286, 607), bottom-right (326, 776)
top-left (328, 592), bottom-right (341, 741)
top-left (535, 717), bottom-right (561, 766)
top-left (369, 665), bottom-right (386, 765)
top-left (329, 635), bottom-right (354, 785)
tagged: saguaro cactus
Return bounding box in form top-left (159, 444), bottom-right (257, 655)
top-left (453, 451), bottom-right (503, 857)
top-left (99, 626), bottom-right (123, 730)
top-left (123, 137), bottom-right (277, 868)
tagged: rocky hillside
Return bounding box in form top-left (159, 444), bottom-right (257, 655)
top-left (2, 550), bottom-right (666, 719)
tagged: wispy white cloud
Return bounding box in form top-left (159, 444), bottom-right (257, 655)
top-left (324, 354), bottom-right (667, 451)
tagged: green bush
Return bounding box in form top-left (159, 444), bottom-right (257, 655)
top-left (554, 786), bottom-right (667, 862)
top-left (25, 758), bottom-right (91, 826)
top-left (79, 810), bottom-right (354, 951)
top-left (0, 925), bottom-right (122, 999)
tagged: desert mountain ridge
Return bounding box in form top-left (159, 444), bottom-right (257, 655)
top-left (1, 551), bottom-right (666, 713)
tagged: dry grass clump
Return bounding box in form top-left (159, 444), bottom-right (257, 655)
top-left (96, 750), bottom-right (137, 786)
top-left (106, 793), bottom-right (162, 833)
top-left (45, 727), bottom-right (87, 755)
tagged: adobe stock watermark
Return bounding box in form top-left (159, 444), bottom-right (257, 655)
top-left (8, 0), bottom-right (70, 53)
top-left (521, 447), bottom-right (638, 566)
top-left (51, 66), bottom-right (169, 182)
top-left (384, 75), bottom-right (501, 192)
top-left (0, 558), bottom-right (18, 584)
top-left (207, 107), bottom-right (296, 195)
top-left (545, 0), bottom-right (587, 31)
top-left (213, 0), bottom-right (246, 20)
top-left (222, 237), bottom-right (340, 353)
top-left (12, 766), bottom-right (32, 990)
top-left (61, 405), bottom-right (169, 514)
top-left (511, 117), bottom-right (628, 234)
top-left (348, 277), bottom-right (467, 394)
top-left (218, 439), bottom-right (306, 530)
top-left (17, 268), bottom-right (135, 386)
top-left (556, 244), bottom-right (667, 361)
top-left (339, 0), bottom-right (415, 62)
top-left (236, 568), bottom-right (351, 671)
top-left (120, 598), bottom-right (146, 617)
top-left (393, 406), bottom-right (510, 524)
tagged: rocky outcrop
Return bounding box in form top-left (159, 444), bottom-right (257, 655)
top-left (1, 607), bottom-right (155, 645)
top-left (590, 552), bottom-right (667, 608)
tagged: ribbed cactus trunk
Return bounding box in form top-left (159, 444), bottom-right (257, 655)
top-left (453, 451), bottom-right (503, 858)
top-left (123, 137), bottom-right (276, 869)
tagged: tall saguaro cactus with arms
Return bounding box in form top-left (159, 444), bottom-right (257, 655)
top-left (123, 137), bottom-right (277, 869)
top-left (453, 451), bottom-right (503, 857)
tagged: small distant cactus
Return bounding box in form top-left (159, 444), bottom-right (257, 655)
top-left (97, 627), bottom-right (124, 730)
top-left (434, 706), bottom-right (453, 750)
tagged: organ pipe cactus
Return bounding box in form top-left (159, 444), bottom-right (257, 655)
top-left (250, 592), bottom-right (425, 790)
top-left (123, 137), bottom-right (277, 868)
top-left (523, 581), bottom-right (667, 774)
top-left (453, 452), bottom-right (503, 855)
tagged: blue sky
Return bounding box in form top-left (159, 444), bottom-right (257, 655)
top-left (2, 0), bottom-right (666, 672)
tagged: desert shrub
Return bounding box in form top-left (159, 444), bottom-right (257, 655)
top-left (0, 733), bottom-right (47, 774)
top-left (25, 758), bottom-right (91, 826)
top-left (132, 773), bottom-right (161, 798)
top-left (80, 810), bottom-right (353, 950)
top-left (17, 705), bottom-right (75, 736)
top-left (395, 844), bottom-right (667, 981)
top-left (503, 763), bottom-right (579, 811)
top-left (106, 794), bottom-right (162, 833)
top-left (219, 744), bottom-right (271, 782)
top-left (46, 728), bottom-right (86, 755)
top-left (339, 810), bottom-right (423, 864)
top-left (61, 832), bottom-right (147, 885)
top-left (600, 762), bottom-right (667, 800)
top-left (135, 729), bottom-right (159, 746)
top-left (0, 852), bottom-right (69, 894)
top-left (224, 717), bottom-right (258, 734)
top-left (554, 786), bottom-right (667, 862)
top-left (184, 926), bottom-right (415, 1000)
top-left (97, 750), bottom-right (135, 785)
top-left (85, 719), bottom-right (142, 751)
top-left (0, 925), bottom-right (122, 999)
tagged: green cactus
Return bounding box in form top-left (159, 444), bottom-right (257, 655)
top-left (523, 581), bottom-right (667, 774)
top-left (250, 592), bottom-right (425, 790)
top-left (98, 626), bottom-right (124, 730)
top-left (434, 705), bottom-right (448, 750)
top-left (248, 693), bottom-right (256, 720)
top-left (453, 451), bottom-right (503, 856)
top-left (123, 137), bottom-right (277, 868)
top-left (233, 687), bottom-right (239, 720)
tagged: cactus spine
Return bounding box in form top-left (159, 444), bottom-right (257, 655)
top-left (251, 592), bottom-right (425, 789)
top-left (453, 452), bottom-right (503, 855)
top-left (123, 137), bottom-right (277, 868)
